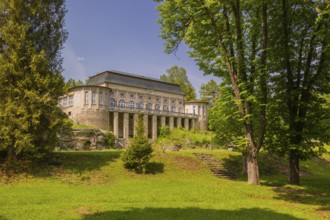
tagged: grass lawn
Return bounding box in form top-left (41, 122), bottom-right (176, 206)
top-left (0, 146), bottom-right (329, 220)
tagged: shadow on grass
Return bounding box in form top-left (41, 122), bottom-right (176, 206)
top-left (145, 162), bottom-right (164, 174)
top-left (35, 151), bottom-right (122, 176)
top-left (82, 207), bottom-right (304, 220)
top-left (0, 151), bottom-right (122, 179)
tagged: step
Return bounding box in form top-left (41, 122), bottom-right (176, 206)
top-left (194, 153), bottom-right (236, 180)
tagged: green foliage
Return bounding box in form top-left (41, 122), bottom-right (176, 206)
top-left (160, 65), bottom-right (197, 101)
top-left (121, 115), bottom-right (153, 173)
top-left (199, 79), bottom-right (220, 103)
top-left (157, 128), bottom-right (211, 149)
top-left (0, 0), bottom-right (67, 161)
top-left (64, 78), bottom-right (84, 93)
top-left (159, 125), bottom-right (171, 138)
top-left (208, 83), bottom-right (246, 151)
top-left (104, 129), bottom-right (116, 149)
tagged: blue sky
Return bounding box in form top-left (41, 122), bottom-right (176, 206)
top-left (62, 0), bottom-right (220, 95)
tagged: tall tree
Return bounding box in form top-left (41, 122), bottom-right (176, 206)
top-left (0, 0), bottom-right (67, 161)
top-left (266, 0), bottom-right (330, 185)
top-left (160, 65), bottom-right (197, 101)
top-left (199, 79), bottom-right (220, 104)
top-left (156, 0), bottom-right (269, 184)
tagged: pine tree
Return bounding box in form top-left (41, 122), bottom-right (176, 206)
top-left (0, 0), bottom-right (67, 161)
top-left (121, 115), bottom-right (153, 173)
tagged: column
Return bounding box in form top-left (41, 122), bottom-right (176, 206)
top-left (192, 119), bottom-right (196, 130)
top-left (169, 116), bottom-right (174, 130)
top-left (161, 115), bottom-right (166, 127)
top-left (133, 113), bottom-right (139, 136)
top-left (152, 115), bottom-right (157, 140)
top-left (143, 114), bottom-right (148, 137)
top-left (177, 117), bottom-right (182, 128)
top-left (184, 118), bottom-right (189, 130)
top-left (113, 111), bottom-right (119, 137)
top-left (123, 112), bottom-right (129, 140)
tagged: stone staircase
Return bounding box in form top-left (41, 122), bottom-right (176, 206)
top-left (194, 153), bottom-right (235, 179)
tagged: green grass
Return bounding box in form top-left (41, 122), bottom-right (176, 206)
top-left (0, 147), bottom-right (329, 220)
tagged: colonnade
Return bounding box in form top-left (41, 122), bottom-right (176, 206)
top-left (110, 111), bottom-right (196, 141)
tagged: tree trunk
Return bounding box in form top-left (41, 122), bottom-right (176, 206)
top-left (288, 149), bottom-right (300, 185)
top-left (247, 151), bottom-right (259, 185)
top-left (6, 145), bottom-right (17, 162)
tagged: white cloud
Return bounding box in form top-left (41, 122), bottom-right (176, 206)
top-left (62, 44), bottom-right (87, 81)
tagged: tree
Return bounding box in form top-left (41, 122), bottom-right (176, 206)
top-left (266, 0), bottom-right (330, 185)
top-left (121, 115), bottom-right (153, 173)
top-left (160, 65), bottom-right (197, 101)
top-left (64, 78), bottom-right (84, 92)
top-left (199, 79), bottom-right (220, 103)
top-left (0, 0), bottom-right (67, 161)
top-left (157, 0), bottom-right (269, 184)
top-left (208, 82), bottom-right (247, 173)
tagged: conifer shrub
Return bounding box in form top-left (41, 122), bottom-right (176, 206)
top-left (121, 115), bottom-right (153, 173)
top-left (104, 128), bottom-right (116, 148)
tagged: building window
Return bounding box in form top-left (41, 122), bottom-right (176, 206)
top-left (139, 95), bottom-right (143, 99)
top-left (164, 98), bottom-right (168, 102)
top-left (146, 103), bottom-right (152, 110)
top-left (156, 97), bottom-right (160, 102)
top-left (155, 104), bottom-right (160, 111)
top-left (130, 94), bottom-right (135, 98)
top-left (120, 92), bottom-right (125, 97)
top-left (202, 106), bottom-right (205, 116)
top-left (99, 92), bottom-right (104, 105)
top-left (92, 92), bottom-right (96, 105)
top-left (84, 91), bottom-right (89, 105)
top-left (138, 102), bottom-right (143, 109)
top-left (171, 106), bottom-right (176, 112)
top-left (119, 100), bottom-right (125, 108)
top-left (179, 101), bottom-right (182, 105)
top-left (193, 106), bottom-right (196, 115)
top-left (110, 91), bottom-right (115, 96)
top-left (110, 98), bottom-right (116, 107)
top-left (148, 96), bottom-right (151, 100)
top-left (68, 96), bottom-right (74, 106)
top-left (171, 99), bottom-right (175, 104)
top-left (68, 111), bottom-right (71, 116)
top-left (129, 101), bottom-right (134, 108)
top-left (63, 97), bottom-right (68, 107)
top-left (163, 105), bottom-right (168, 112)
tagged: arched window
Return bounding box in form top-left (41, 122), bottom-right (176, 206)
top-left (146, 103), bottom-right (152, 110)
top-left (84, 91), bottom-right (89, 105)
top-left (110, 98), bottom-right (116, 107)
top-left (155, 104), bottom-right (160, 111)
top-left (171, 106), bottom-right (176, 112)
top-left (119, 100), bottom-right (125, 108)
top-left (138, 102), bottom-right (143, 109)
top-left (163, 105), bottom-right (168, 112)
top-left (129, 101), bottom-right (134, 108)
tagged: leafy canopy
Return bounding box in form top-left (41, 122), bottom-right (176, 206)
top-left (160, 65), bottom-right (197, 101)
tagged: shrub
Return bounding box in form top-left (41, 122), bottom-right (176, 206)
top-left (104, 129), bottom-right (116, 148)
top-left (121, 115), bottom-right (153, 173)
top-left (159, 125), bottom-right (171, 137)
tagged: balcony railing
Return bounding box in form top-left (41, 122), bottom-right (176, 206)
top-left (108, 106), bottom-right (198, 118)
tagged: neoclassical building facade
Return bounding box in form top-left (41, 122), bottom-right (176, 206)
top-left (59, 70), bottom-right (208, 143)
